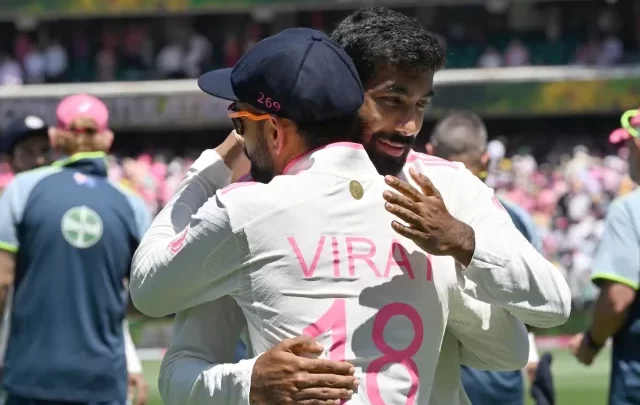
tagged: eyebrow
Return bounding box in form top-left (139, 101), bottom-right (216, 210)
top-left (383, 85), bottom-right (435, 98)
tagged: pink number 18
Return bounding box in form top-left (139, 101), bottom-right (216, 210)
top-left (303, 299), bottom-right (424, 405)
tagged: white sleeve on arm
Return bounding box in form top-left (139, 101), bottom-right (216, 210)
top-left (155, 149), bottom-right (234, 235)
top-left (0, 181), bottom-right (21, 253)
top-left (123, 318), bottom-right (143, 374)
top-left (160, 296), bottom-right (258, 405)
top-left (130, 150), bottom-right (245, 317)
top-left (528, 332), bottom-right (539, 364)
top-left (448, 285), bottom-right (529, 371)
top-left (449, 167), bottom-right (571, 328)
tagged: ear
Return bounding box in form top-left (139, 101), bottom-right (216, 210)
top-left (100, 130), bottom-right (114, 152)
top-left (425, 143), bottom-right (434, 156)
top-left (47, 127), bottom-right (62, 150)
top-left (6, 155), bottom-right (16, 173)
top-left (268, 116), bottom-right (288, 154)
top-left (48, 127), bottom-right (57, 147)
top-left (481, 151), bottom-right (490, 170)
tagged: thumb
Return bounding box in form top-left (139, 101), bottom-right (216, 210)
top-left (280, 335), bottom-right (324, 354)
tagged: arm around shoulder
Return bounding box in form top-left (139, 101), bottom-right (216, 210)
top-left (450, 168), bottom-right (571, 328)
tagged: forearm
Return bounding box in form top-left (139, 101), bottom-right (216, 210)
top-left (130, 151), bottom-right (235, 316)
top-left (445, 169), bottom-right (571, 329)
top-left (145, 149), bottom-right (233, 237)
top-left (460, 227), bottom-right (571, 328)
top-left (160, 300), bottom-right (255, 405)
top-left (160, 355), bottom-right (258, 405)
top-left (589, 293), bottom-right (628, 345)
top-left (0, 286), bottom-right (9, 317)
top-left (124, 318), bottom-right (143, 374)
top-left (0, 251), bottom-right (15, 317)
top-left (449, 293), bottom-right (529, 371)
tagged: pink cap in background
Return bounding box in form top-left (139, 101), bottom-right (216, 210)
top-left (56, 93), bottom-right (109, 131)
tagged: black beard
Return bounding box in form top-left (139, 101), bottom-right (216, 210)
top-left (250, 164), bottom-right (275, 183)
top-left (365, 132), bottom-right (415, 176)
top-left (245, 145), bottom-right (275, 183)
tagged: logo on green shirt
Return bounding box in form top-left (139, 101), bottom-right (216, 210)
top-left (61, 206), bottom-right (104, 249)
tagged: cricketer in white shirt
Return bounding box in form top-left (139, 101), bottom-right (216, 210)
top-left (131, 142), bottom-right (570, 405)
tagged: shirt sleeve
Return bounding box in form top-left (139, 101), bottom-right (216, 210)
top-left (447, 284), bottom-right (529, 371)
top-left (591, 199), bottom-right (640, 290)
top-left (132, 198), bottom-right (153, 245)
top-left (130, 150), bottom-right (245, 317)
top-left (446, 167), bottom-right (571, 328)
top-left (527, 332), bottom-right (539, 364)
top-left (159, 296), bottom-right (258, 405)
top-left (0, 181), bottom-right (20, 253)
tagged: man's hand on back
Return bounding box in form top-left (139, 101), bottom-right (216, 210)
top-left (250, 336), bottom-right (358, 405)
top-left (383, 167), bottom-right (476, 266)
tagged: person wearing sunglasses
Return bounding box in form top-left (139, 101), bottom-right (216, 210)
top-left (0, 94), bottom-right (151, 405)
top-left (131, 18), bottom-right (570, 405)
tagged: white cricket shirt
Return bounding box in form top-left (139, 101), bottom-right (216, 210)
top-left (132, 144), bottom-right (571, 405)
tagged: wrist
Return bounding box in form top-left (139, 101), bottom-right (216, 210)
top-left (448, 221), bottom-right (475, 268)
top-left (584, 330), bottom-right (605, 352)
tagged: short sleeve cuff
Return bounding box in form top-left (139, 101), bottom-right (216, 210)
top-left (0, 242), bottom-right (18, 253)
top-left (591, 272), bottom-right (639, 290)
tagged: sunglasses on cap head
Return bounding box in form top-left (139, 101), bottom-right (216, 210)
top-left (227, 102), bottom-right (270, 136)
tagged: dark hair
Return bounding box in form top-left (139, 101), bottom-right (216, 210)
top-left (296, 114), bottom-right (358, 150)
top-left (330, 7), bottom-right (446, 85)
top-left (430, 111), bottom-right (488, 158)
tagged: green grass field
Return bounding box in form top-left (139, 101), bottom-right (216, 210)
top-left (140, 347), bottom-right (611, 405)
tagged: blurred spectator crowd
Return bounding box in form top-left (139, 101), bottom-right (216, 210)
top-left (0, 1), bottom-right (640, 85)
top-left (0, 141), bottom-right (632, 305)
top-left (487, 142), bottom-right (633, 305)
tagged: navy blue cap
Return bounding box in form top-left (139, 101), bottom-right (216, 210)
top-left (1, 115), bottom-right (48, 154)
top-left (198, 27), bottom-right (364, 123)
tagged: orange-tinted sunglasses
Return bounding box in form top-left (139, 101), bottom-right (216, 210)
top-left (228, 103), bottom-right (270, 135)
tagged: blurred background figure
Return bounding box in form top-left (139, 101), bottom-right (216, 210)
top-left (0, 96), bottom-right (148, 405)
top-left (569, 108), bottom-right (640, 405)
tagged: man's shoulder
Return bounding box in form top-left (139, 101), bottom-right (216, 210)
top-left (498, 197), bottom-right (540, 247)
top-left (218, 173), bottom-right (325, 204)
top-left (613, 188), bottom-right (640, 212)
top-left (8, 166), bottom-right (63, 199)
top-left (13, 165), bottom-right (62, 185)
top-left (406, 151), bottom-right (463, 172)
top-left (107, 179), bottom-right (147, 210)
top-left (604, 190), bottom-right (640, 231)
top-left (218, 180), bottom-right (263, 199)
top-left (498, 197), bottom-right (531, 222)
top-left (403, 151), bottom-right (465, 185)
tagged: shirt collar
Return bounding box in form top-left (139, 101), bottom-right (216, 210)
top-left (282, 142), bottom-right (378, 178)
top-left (52, 152), bottom-right (109, 177)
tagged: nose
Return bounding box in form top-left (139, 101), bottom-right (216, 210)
top-left (396, 111), bottom-right (419, 136)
